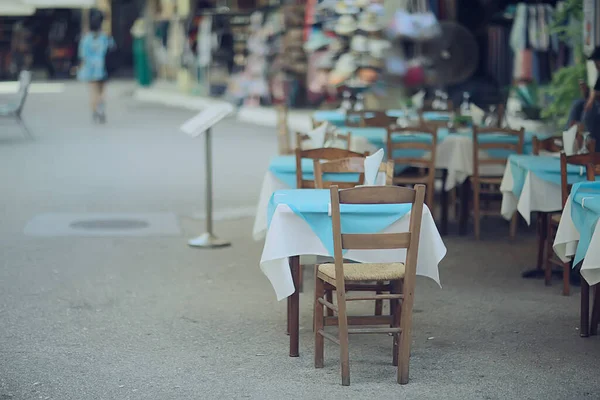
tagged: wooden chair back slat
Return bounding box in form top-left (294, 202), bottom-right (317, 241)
top-left (532, 136), bottom-right (563, 155)
top-left (341, 232), bottom-right (411, 250)
top-left (337, 185), bottom-right (417, 204)
top-left (472, 126), bottom-right (524, 179)
top-left (386, 125), bottom-right (437, 207)
top-left (295, 131), bottom-right (352, 151)
top-left (560, 152), bottom-right (600, 207)
top-left (313, 157), bottom-right (394, 188)
top-left (295, 147), bottom-right (367, 189)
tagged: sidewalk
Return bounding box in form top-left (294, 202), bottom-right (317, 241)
top-left (134, 84), bottom-right (314, 133)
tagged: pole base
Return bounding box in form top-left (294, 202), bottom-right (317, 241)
top-left (188, 233), bottom-right (231, 248)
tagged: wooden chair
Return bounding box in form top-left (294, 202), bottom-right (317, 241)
top-left (471, 126), bottom-right (524, 240)
top-left (345, 110), bottom-right (397, 128)
top-left (556, 153), bottom-right (600, 300)
top-left (295, 131), bottom-right (352, 151)
top-left (313, 157), bottom-right (395, 318)
top-left (313, 157), bottom-right (394, 189)
top-left (386, 124), bottom-right (437, 209)
top-left (276, 104), bottom-right (291, 155)
top-left (295, 147), bottom-right (367, 189)
top-left (314, 185), bottom-right (426, 385)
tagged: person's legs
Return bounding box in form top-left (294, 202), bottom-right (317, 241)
top-left (567, 98), bottom-right (586, 129)
top-left (89, 81), bottom-right (100, 119)
top-left (96, 81), bottom-right (106, 122)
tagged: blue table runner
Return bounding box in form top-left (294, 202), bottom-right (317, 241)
top-left (267, 189), bottom-right (412, 256)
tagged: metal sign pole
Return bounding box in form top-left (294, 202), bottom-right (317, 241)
top-left (182, 103), bottom-right (233, 248)
top-left (188, 127), bottom-right (231, 248)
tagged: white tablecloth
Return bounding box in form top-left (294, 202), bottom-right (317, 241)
top-left (553, 197), bottom-right (600, 285)
top-left (500, 162), bottom-right (563, 224)
top-left (435, 135), bottom-right (505, 191)
top-left (260, 204), bottom-right (446, 300)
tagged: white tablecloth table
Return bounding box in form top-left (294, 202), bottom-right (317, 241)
top-left (500, 160), bottom-right (563, 225)
top-left (261, 200), bottom-right (446, 357)
top-left (261, 204), bottom-right (446, 301)
top-left (554, 197), bottom-right (600, 286)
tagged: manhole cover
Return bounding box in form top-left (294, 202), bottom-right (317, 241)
top-left (69, 219), bottom-right (149, 230)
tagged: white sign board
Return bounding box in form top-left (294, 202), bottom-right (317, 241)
top-left (180, 103), bottom-right (234, 138)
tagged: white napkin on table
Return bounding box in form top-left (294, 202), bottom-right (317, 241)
top-left (364, 148), bottom-right (385, 186)
top-left (411, 91), bottom-right (425, 109)
top-left (307, 122), bottom-right (329, 148)
top-left (562, 124), bottom-right (578, 156)
top-left (470, 104), bottom-right (485, 126)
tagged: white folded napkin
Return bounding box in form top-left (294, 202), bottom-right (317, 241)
top-left (411, 91), bottom-right (425, 109)
top-left (364, 148), bottom-right (385, 186)
top-left (307, 122), bottom-right (329, 148)
top-left (562, 124), bottom-right (578, 156)
top-left (470, 104), bottom-right (485, 126)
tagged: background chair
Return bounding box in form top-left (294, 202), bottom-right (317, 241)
top-left (0, 70), bottom-right (32, 138)
top-left (386, 124), bottom-right (437, 209)
top-left (314, 185), bottom-right (425, 385)
top-left (313, 157), bottom-right (394, 189)
top-left (295, 147), bottom-right (366, 189)
top-left (557, 153), bottom-right (600, 305)
top-left (471, 126), bottom-right (524, 240)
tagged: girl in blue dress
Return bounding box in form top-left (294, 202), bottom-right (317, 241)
top-left (78, 10), bottom-right (114, 123)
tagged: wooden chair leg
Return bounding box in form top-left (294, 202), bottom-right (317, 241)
top-left (326, 290), bottom-right (334, 317)
top-left (397, 281), bottom-right (414, 385)
top-left (314, 276), bottom-right (325, 368)
top-left (581, 279), bottom-right (590, 337)
top-left (473, 182), bottom-right (481, 240)
top-left (391, 280), bottom-right (401, 367)
top-left (375, 281), bottom-right (383, 316)
top-left (562, 262), bottom-right (570, 296)
top-left (536, 213), bottom-right (548, 270)
top-left (336, 286), bottom-right (350, 386)
top-left (544, 221), bottom-right (553, 286)
top-left (590, 284), bottom-right (600, 335)
top-left (509, 212), bottom-right (518, 240)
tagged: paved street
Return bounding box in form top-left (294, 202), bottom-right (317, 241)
top-left (1, 81), bottom-right (600, 399)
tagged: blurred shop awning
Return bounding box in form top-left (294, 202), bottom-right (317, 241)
top-left (22, 0), bottom-right (95, 7)
top-left (0, 0), bottom-right (36, 15)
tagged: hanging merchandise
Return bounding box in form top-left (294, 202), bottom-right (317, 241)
top-left (335, 15), bottom-right (358, 36)
top-left (387, 9), bottom-right (441, 42)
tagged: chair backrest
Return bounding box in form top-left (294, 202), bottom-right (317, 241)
top-left (295, 147), bottom-right (367, 188)
top-left (472, 126), bottom-right (524, 178)
top-left (295, 131), bottom-right (352, 151)
top-left (532, 135), bottom-right (563, 155)
top-left (421, 99), bottom-right (453, 112)
top-left (16, 70), bottom-right (31, 114)
top-left (329, 184), bottom-right (426, 293)
top-left (361, 110), bottom-right (397, 127)
top-left (313, 157), bottom-right (394, 189)
top-left (560, 152), bottom-right (600, 207)
top-left (386, 124), bottom-right (437, 169)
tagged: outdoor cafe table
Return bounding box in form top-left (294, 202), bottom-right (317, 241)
top-left (253, 128), bottom-right (544, 239)
top-left (554, 182), bottom-right (600, 286)
top-left (500, 154), bottom-right (599, 224)
top-left (260, 189), bottom-right (446, 356)
top-left (553, 182), bottom-right (600, 336)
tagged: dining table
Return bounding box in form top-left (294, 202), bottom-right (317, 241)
top-left (553, 182), bottom-right (600, 336)
top-left (260, 189), bottom-right (447, 356)
top-left (254, 127), bottom-right (546, 238)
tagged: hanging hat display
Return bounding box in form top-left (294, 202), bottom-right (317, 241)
top-left (304, 30), bottom-right (333, 52)
top-left (350, 34), bottom-right (368, 53)
top-left (335, 0), bottom-right (359, 15)
top-left (368, 38), bottom-right (391, 59)
top-left (334, 15), bottom-right (358, 35)
top-left (329, 52), bottom-right (357, 86)
top-left (357, 11), bottom-right (382, 32)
